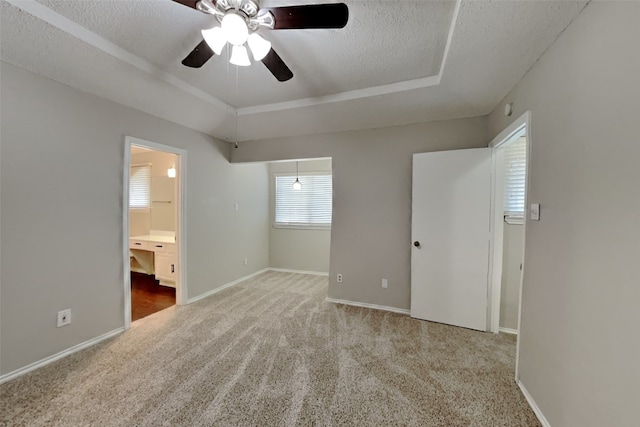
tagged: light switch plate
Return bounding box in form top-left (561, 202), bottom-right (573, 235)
top-left (530, 203), bottom-right (540, 221)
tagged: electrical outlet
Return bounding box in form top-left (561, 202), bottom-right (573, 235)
top-left (382, 279), bottom-right (388, 289)
top-left (337, 274), bottom-right (343, 283)
top-left (244, 258), bottom-right (248, 266)
top-left (57, 309), bottom-right (71, 327)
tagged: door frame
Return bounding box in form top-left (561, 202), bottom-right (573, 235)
top-left (123, 136), bottom-right (188, 330)
top-left (487, 111), bottom-right (531, 380)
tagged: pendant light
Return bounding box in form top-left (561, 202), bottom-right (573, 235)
top-left (293, 161), bottom-right (302, 190)
top-left (167, 165), bottom-right (176, 178)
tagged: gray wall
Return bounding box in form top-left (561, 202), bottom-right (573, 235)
top-left (500, 223), bottom-right (523, 331)
top-left (0, 62), bottom-right (270, 375)
top-left (269, 159), bottom-right (332, 272)
top-left (487, 2), bottom-right (640, 426)
top-left (233, 117), bottom-right (488, 310)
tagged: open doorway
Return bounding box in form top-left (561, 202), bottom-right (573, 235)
top-left (488, 112), bottom-right (531, 378)
top-left (268, 158), bottom-right (332, 275)
top-left (497, 132), bottom-right (527, 335)
top-left (123, 136), bottom-right (187, 329)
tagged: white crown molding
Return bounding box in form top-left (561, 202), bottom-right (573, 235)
top-left (4, 0), bottom-right (231, 111)
top-left (438, 0), bottom-right (462, 78)
top-left (236, 75), bottom-right (442, 115)
top-left (6, 0), bottom-right (461, 116)
top-left (237, 0), bottom-right (461, 116)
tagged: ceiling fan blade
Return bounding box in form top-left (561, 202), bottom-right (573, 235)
top-left (261, 49), bottom-right (293, 82)
top-left (171, 0), bottom-right (199, 10)
top-left (266, 3), bottom-right (349, 30)
top-left (181, 40), bottom-right (215, 68)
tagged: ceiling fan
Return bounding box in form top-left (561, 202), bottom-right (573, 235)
top-left (172, 0), bottom-right (349, 82)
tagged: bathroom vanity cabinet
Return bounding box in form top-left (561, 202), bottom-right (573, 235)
top-left (129, 235), bottom-right (177, 287)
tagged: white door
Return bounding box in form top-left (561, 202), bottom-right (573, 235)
top-left (411, 148), bottom-right (492, 331)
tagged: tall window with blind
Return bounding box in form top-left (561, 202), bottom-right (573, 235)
top-left (130, 165), bottom-right (151, 210)
top-left (503, 137), bottom-right (527, 224)
top-left (275, 174), bottom-right (332, 228)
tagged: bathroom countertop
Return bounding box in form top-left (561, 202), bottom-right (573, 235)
top-left (130, 235), bottom-right (175, 244)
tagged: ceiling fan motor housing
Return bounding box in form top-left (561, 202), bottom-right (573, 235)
top-left (216, 0), bottom-right (259, 17)
top-left (198, 0), bottom-right (272, 31)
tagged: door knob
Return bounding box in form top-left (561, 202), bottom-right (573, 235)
top-left (414, 241), bottom-right (421, 247)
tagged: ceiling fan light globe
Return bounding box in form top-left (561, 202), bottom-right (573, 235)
top-left (221, 13), bottom-right (249, 46)
top-left (201, 26), bottom-right (227, 55)
top-left (247, 33), bottom-right (271, 61)
top-left (230, 45), bottom-right (251, 66)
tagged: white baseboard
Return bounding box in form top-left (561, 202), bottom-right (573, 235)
top-left (325, 297), bottom-right (410, 315)
top-left (268, 268), bottom-right (329, 276)
top-left (186, 268), bottom-right (330, 305)
top-left (187, 268), bottom-right (269, 304)
top-left (0, 270), bottom-right (389, 384)
top-left (0, 327), bottom-right (124, 385)
top-left (518, 380), bottom-right (551, 427)
top-left (499, 327), bottom-right (519, 335)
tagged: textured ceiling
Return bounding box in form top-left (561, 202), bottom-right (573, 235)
top-left (0, 0), bottom-right (589, 142)
top-left (34, 0), bottom-right (454, 107)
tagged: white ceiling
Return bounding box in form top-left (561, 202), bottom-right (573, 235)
top-left (1, 0), bottom-right (588, 142)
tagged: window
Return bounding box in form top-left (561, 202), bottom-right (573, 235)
top-left (275, 174), bottom-right (332, 228)
top-left (130, 165), bottom-right (150, 210)
top-left (503, 137), bottom-right (527, 223)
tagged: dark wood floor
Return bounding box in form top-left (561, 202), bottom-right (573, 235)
top-left (131, 272), bottom-right (176, 321)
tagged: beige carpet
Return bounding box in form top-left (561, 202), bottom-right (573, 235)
top-left (1, 271), bottom-right (539, 426)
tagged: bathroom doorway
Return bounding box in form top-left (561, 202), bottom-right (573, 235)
top-left (123, 136), bottom-right (187, 328)
top-left (488, 111), bottom-right (530, 381)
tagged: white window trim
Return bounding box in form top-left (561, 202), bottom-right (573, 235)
top-left (504, 214), bottom-right (524, 225)
top-left (272, 223), bottom-right (331, 231)
top-left (273, 171), bottom-right (332, 231)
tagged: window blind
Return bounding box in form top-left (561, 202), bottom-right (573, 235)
top-left (504, 137), bottom-right (527, 220)
top-left (275, 174), bottom-right (332, 226)
top-left (130, 165), bottom-right (150, 209)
